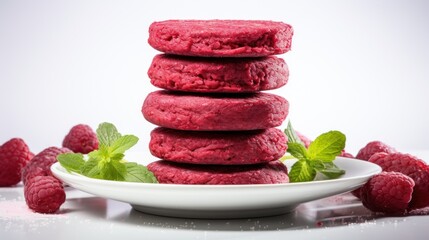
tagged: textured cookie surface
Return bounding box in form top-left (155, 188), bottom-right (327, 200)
top-left (147, 160), bottom-right (289, 185)
top-left (150, 127), bottom-right (287, 165)
top-left (148, 20), bottom-right (293, 57)
top-left (148, 54), bottom-right (289, 93)
top-left (142, 91), bottom-right (289, 131)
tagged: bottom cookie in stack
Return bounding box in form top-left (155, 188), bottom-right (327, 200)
top-left (147, 160), bottom-right (289, 185)
top-left (147, 127), bottom-right (289, 185)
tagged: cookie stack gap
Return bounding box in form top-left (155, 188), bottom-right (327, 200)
top-left (142, 20), bottom-right (293, 184)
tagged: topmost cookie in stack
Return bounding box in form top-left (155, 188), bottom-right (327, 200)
top-left (142, 20), bottom-right (293, 184)
top-left (148, 20), bottom-right (292, 57)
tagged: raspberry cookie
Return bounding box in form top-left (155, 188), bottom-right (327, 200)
top-left (148, 54), bottom-right (288, 93)
top-left (142, 91), bottom-right (289, 131)
top-left (148, 20), bottom-right (293, 57)
top-left (149, 127), bottom-right (287, 165)
top-left (147, 160), bottom-right (289, 185)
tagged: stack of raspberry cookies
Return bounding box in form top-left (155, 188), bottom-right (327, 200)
top-left (142, 20), bottom-right (294, 185)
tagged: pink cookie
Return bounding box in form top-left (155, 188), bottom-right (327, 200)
top-left (148, 54), bottom-right (288, 93)
top-left (142, 91), bottom-right (289, 131)
top-left (150, 127), bottom-right (287, 165)
top-left (147, 160), bottom-right (289, 185)
top-left (148, 20), bottom-right (293, 57)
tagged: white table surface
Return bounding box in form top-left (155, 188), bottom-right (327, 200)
top-left (1, 151), bottom-right (429, 240)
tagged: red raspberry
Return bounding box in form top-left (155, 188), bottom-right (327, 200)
top-left (62, 124), bottom-right (98, 154)
top-left (0, 138), bottom-right (33, 186)
top-left (29, 151), bottom-right (35, 160)
top-left (352, 141), bottom-right (396, 198)
top-left (356, 141), bottom-right (396, 160)
top-left (369, 152), bottom-right (429, 209)
top-left (361, 172), bottom-right (414, 214)
top-left (340, 150), bottom-right (354, 158)
top-left (295, 130), bottom-right (311, 148)
top-left (22, 147), bottom-right (71, 184)
top-left (24, 175), bottom-right (65, 213)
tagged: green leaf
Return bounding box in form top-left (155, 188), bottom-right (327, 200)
top-left (124, 162), bottom-right (158, 183)
top-left (288, 160), bottom-right (316, 182)
top-left (283, 121), bottom-right (348, 182)
top-left (96, 122), bottom-right (121, 147)
top-left (284, 121), bottom-right (304, 145)
top-left (88, 149), bottom-right (102, 160)
top-left (81, 157), bottom-right (101, 178)
top-left (99, 160), bottom-right (127, 181)
top-left (307, 130), bottom-right (345, 162)
top-left (100, 145), bottom-right (112, 157)
top-left (287, 142), bottom-right (309, 160)
top-left (309, 159), bottom-right (325, 170)
top-left (110, 135), bottom-right (139, 155)
top-left (318, 163), bottom-right (346, 179)
top-left (279, 155), bottom-right (296, 162)
top-left (57, 153), bottom-right (85, 173)
top-left (110, 153), bottom-right (125, 161)
top-left (69, 122), bottom-right (156, 184)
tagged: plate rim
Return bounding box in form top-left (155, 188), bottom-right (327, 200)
top-left (51, 157), bottom-right (382, 189)
top-left (51, 157), bottom-right (382, 218)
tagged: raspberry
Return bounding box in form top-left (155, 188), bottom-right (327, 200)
top-left (340, 150), bottom-right (354, 158)
top-left (352, 141), bottom-right (396, 199)
top-left (356, 141), bottom-right (396, 160)
top-left (295, 131), bottom-right (311, 148)
top-left (0, 138), bottom-right (33, 186)
top-left (360, 172), bottom-right (414, 214)
top-left (62, 124), bottom-right (98, 154)
top-left (22, 147), bottom-right (71, 184)
top-left (369, 152), bottom-right (429, 209)
top-left (24, 175), bottom-right (65, 213)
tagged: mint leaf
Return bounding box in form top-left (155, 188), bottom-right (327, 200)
top-left (280, 155), bottom-right (296, 162)
top-left (319, 168), bottom-right (345, 179)
top-left (59, 122), bottom-right (158, 184)
top-left (124, 162), bottom-right (158, 183)
top-left (309, 159), bottom-right (325, 170)
top-left (317, 162), bottom-right (345, 179)
top-left (95, 145), bottom-right (114, 160)
top-left (310, 161), bottom-right (345, 179)
top-left (99, 160), bottom-right (127, 181)
top-left (81, 157), bottom-right (101, 178)
top-left (57, 153), bottom-right (85, 173)
top-left (110, 153), bottom-right (125, 161)
top-left (284, 121), bottom-right (347, 183)
top-left (307, 130), bottom-right (345, 162)
top-left (88, 148), bottom-right (104, 161)
top-left (284, 121), bottom-right (304, 145)
top-left (96, 122), bottom-right (121, 147)
top-left (287, 142), bottom-right (309, 160)
top-left (110, 135), bottom-right (139, 155)
top-left (288, 160), bottom-right (316, 182)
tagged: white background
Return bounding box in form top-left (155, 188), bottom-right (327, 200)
top-left (0, 0), bottom-right (428, 156)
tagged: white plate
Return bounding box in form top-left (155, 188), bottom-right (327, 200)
top-left (51, 157), bottom-right (381, 219)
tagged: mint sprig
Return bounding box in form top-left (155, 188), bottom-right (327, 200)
top-left (57, 122), bottom-right (158, 183)
top-left (284, 121), bottom-right (346, 182)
